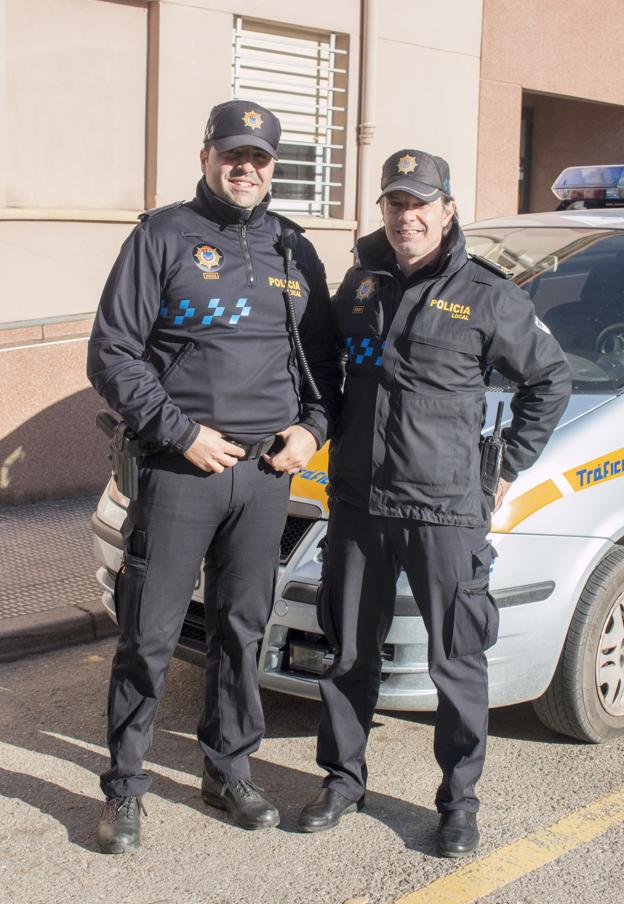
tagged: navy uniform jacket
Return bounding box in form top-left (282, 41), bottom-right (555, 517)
top-left (87, 179), bottom-right (340, 451)
top-left (329, 222), bottom-right (572, 527)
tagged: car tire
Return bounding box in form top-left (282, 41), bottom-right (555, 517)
top-left (533, 547), bottom-right (624, 743)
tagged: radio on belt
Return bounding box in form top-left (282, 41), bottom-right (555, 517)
top-left (480, 401), bottom-right (506, 497)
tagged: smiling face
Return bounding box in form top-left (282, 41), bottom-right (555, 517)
top-left (200, 145), bottom-right (275, 209)
top-left (381, 191), bottom-right (456, 275)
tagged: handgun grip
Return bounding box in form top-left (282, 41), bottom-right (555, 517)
top-left (96, 409), bottom-right (119, 439)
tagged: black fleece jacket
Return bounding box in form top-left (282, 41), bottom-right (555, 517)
top-left (329, 222), bottom-right (572, 526)
top-left (88, 180), bottom-right (341, 451)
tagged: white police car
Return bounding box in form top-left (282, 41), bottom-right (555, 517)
top-left (92, 165), bottom-right (624, 743)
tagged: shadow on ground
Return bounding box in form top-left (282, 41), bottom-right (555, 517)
top-left (0, 641), bottom-right (438, 856)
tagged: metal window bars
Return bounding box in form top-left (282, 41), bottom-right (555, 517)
top-left (233, 18), bottom-right (346, 218)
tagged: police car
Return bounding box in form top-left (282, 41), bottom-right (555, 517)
top-left (92, 165), bottom-right (624, 743)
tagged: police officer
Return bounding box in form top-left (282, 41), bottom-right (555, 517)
top-left (297, 150), bottom-right (571, 856)
top-left (88, 100), bottom-right (339, 853)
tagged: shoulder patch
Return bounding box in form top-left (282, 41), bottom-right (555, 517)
top-left (467, 253), bottom-right (513, 279)
top-left (139, 200), bottom-right (185, 221)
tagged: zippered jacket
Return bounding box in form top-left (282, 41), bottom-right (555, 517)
top-left (87, 179), bottom-right (341, 451)
top-left (329, 223), bottom-right (572, 526)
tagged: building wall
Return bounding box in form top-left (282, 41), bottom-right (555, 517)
top-left (477, 0), bottom-right (624, 219)
top-left (0, 0), bottom-right (483, 504)
top-left (525, 93), bottom-right (624, 212)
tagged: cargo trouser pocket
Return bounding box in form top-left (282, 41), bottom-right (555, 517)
top-left (449, 543), bottom-right (499, 659)
top-left (114, 550), bottom-right (149, 640)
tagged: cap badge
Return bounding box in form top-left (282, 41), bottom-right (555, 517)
top-left (242, 110), bottom-right (263, 130)
top-left (396, 154), bottom-right (418, 175)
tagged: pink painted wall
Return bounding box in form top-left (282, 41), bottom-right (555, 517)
top-left (477, 0), bottom-right (624, 219)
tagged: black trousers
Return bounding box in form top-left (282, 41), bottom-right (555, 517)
top-left (100, 452), bottom-right (290, 799)
top-left (316, 501), bottom-right (498, 813)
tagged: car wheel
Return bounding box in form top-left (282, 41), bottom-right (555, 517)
top-left (533, 547), bottom-right (624, 742)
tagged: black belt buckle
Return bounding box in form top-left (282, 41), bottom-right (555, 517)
top-left (225, 434), bottom-right (277, 461)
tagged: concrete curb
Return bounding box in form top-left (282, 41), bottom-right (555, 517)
top-left (0, 599), bottom-right (119, 662)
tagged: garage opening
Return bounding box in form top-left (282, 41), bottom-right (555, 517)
top-left (519, 92), bottom-right (624, 213)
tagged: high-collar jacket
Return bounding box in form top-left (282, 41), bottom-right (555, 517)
top-left (88, 180), bottom-right (340, 450)
top-left (329, 223), bottom-right (572, 526)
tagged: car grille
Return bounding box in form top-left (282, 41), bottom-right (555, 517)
top-left (179, 600), bottom-right (206, 651)
top-left (279, 515), bottom-right (316, 564)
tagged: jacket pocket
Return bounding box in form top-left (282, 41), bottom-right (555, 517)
top-left (114, 550), bottom-right (149, 640)
top-left (384, 390), bottom-right (467, 487)
top-left (159, 341), bottom-right (196, 388)
top-left (449, 543), bottom-right (499, 658)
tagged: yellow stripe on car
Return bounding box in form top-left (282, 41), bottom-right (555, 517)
top-left (564, 446), bottom-right (624, 492)
top-left (490, 479), bottom-right (562, 533)
top-left (293, 445), bottom-right (624, 532)
top-left (290, 443), bottom-right (330, 512)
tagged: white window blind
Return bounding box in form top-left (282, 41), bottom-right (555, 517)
top-left (233, 17), bottom-right (347, 218)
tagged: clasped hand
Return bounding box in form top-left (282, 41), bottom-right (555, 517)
top-left (183, 424), bottom-right (316, 475)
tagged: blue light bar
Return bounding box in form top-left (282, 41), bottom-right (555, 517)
top-left (552, 165), bottom-right (624, 201)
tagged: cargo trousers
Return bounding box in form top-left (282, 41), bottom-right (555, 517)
top-left (100, 451), bottom-right (290, 800)
top-left (316, 500), bottom-right (499, 812)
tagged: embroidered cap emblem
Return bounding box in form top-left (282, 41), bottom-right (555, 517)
top-left (396, 154), bottom-right (418, 175)
top-left (242, 110), bottom-right (263, 130)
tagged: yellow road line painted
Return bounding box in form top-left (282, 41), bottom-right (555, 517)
top-left (392, 786), bottom-right (624, 904)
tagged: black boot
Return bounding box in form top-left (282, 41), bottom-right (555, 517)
top-left (298, 787), bottom-right (365, 833)
top-left (97, 796), bottom-right (146, 854)
top-left (437, 809), bottom-right (479, 857)
top-left (201, 770), bottom-right (279, 830)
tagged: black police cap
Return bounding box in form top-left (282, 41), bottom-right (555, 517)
top-left (204, 100), bottom-right (281, 159)
top-left (377, 149), bottom-right (451, 203)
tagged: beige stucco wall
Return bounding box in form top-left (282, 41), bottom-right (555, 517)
top-left (368, 0), bottom-right (483, 235)
top-left (0, 0), bottom-right (484, 504)
top-left (6, 0), bottom-right (147, 210)
top-left (477, 0), bottom-right (624, 219)
top-left (0, 217), bottom-right (137, 323)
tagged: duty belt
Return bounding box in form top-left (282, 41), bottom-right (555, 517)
top-left (225, 434), bottom-right (278, 461)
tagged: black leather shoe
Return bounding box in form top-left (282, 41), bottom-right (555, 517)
top-left (437, 809), bottom-right (479, 858)
top-left (201, 771), bottom-right (279, 830)
top-left (97, 796), bottom-right (146, 854)
top-left (298, 787), bottom-right (365, 833)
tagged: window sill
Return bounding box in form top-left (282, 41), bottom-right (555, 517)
top-left (0, 209), bottom-right (357, 230)
top-left (0, 208), bottom-right (140, 223)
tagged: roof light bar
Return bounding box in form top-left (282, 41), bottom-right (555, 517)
top-left (552, 165), bottom-right (624, 201)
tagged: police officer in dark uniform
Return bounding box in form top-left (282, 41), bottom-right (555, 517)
top-left (88, 100), bottom-right (339, 853)
top-left (297, 150), bottom-right (571, 856)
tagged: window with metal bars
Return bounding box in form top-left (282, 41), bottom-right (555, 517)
top-left (232, 17), bottom-right (348, 219)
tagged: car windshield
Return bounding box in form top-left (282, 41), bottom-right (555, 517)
top-left (464, 226), bottom-right (624, 394)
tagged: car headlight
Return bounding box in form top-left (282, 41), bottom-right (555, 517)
top-left (107, 478), bottom-right (130, 509)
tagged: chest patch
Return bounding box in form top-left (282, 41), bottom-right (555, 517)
top-left (267, 275), bottom-right (303, 298)
top-left (353, 276), bottom-right (377, 313)
top-left (429, 298), bottom-right (471, 321)
top-left (192, 244), bottom-right (224, 280)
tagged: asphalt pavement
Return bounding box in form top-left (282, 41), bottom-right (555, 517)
top-left (2, 495), bottom-right (624, 903)
top-left (0, 495), bottom-right (118, 661)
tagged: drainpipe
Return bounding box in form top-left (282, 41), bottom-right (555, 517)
top-left (356, 0), bottom-right (379, 239)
